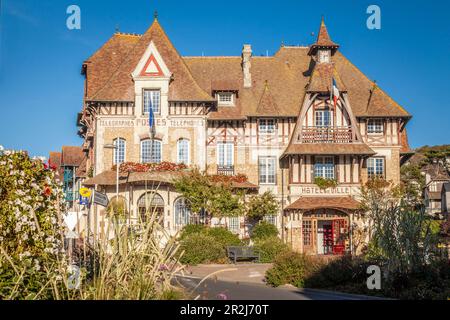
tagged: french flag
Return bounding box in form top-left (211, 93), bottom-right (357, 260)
top-left (331, 77), bottom-right (340, 109)
top-left (149, 103), bottom-right (155, 138)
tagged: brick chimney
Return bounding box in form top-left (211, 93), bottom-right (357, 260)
top-left (242, 44), bottom-right (252, 88)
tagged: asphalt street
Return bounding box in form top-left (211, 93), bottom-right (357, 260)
top-left (175, 276), bottom-right (383, 300)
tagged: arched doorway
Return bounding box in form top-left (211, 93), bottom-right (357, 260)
top-left (302, 209), bottom-right (349, 255)
top-left (137, 192), bottom-right (164, 223)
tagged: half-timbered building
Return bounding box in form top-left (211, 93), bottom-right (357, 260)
top-left (78, 15), bottom-right (413, 255)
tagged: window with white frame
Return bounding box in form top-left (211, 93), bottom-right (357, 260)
top-left (318, 50), bottom-right (331, 63)
top-left (228, 216), bottom-right (240, 233)
top-left (174, 197), bottom-right (191, 227)
top-left (259, 119), bottom-right (276, 134)
top-left (259, 157), bottom-right (276, 184)
top-left (367, 157), bottom-right (385, 178)
top-left (315, 109), bottom-right (332, 127)
top-left (264, 215), bottom-right (277, 225)
top-left (143, 89), bottom-right (161, 114)
top-left (367, 119), bottom-right (384, 134)
top-left (113, 138), bottom-right (126, 164)
top-left (314, 156), bottom-right (335, 179)
top-left (217, 92), bottom-right (234, 106)
top-left (217, 142), bottom-right (234, 167)
top-left (177, 139), bottom-right (189, 164)
top-left (141, 139), bottom-right (162, 163)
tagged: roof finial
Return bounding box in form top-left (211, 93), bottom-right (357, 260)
top-left (115, 24), bottom-right (120, 33)
top-left (264, 80), bottom-right (269, 89)
top-left (321, 15), bottom-right (325, 25)
top-left (154, 10), bottom-right (158, 20)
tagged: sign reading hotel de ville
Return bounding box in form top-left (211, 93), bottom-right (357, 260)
top-left (98, 117), bottom-right (205, 128)
top-left (292, 185), bottom-right (361, 196)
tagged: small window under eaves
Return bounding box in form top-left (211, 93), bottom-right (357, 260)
top-left (217, 92), bottom-right (234, 106)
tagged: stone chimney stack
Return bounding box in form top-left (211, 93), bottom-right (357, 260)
top-left (242, 44), bottom-right (252, 88)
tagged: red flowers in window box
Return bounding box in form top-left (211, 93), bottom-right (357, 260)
top-left (112, 162), bottom-right (188, 174)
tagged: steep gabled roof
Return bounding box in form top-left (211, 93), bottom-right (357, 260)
top-left (88, 19), bottom-right (213, 102)
top-left (308, 18), bottom-right (339, 55)
top-left (315, 18), bottom-right (339, 47)
top-left (307, 62), bottom-right (346, 93)
top-left (83, 19), bottom-right (411, 119)
top-left (84, 33), bottom-right (141, 100)
top-left (255, 81), bottom-right (281, 116)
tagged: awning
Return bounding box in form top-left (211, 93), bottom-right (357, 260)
top-left (83, 170), bottom-right (128, 186)
top-left (285, 196), bottom-right (360, 211)
top-left (282, 143), bottom-right (375, 158)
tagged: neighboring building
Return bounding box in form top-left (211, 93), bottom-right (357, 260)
top-left (423, 162), bottom-right (450, 216)
top-left (49, 146), bottom-right (87, 210)
top-left (77, 16), bottom-right (412, 255)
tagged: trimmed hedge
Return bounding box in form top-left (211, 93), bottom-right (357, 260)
top-left (265, 251), bottom-right (314, 287)
top-left (251, 221), bottom-right (278, 240)
top-left (179, 233), bottom-right (225, 265)
top-left (253, 236), bottom-right (289, 263)
top-left (178, 226), bottom-right (242, 265)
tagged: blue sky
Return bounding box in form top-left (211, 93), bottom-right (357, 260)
top-left (0, 0), bottom-right (449, 157)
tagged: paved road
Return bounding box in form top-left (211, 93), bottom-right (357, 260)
top-left (175, 276), bottom-right (383, 300)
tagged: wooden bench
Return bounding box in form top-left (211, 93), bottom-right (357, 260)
top-left (226, 246), bottom-right (260, 264)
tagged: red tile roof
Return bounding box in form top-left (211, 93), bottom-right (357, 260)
top-left (307, 62), bottom-right (346, 93)
top-left (314, 18), bottom-right (339, 48)
top-left (285, 196), bottom-right (360, 211)
top-left (87, 19), bottom-right (213, 102)
top-left (61, 146), bottom-right (85, 167)
top-left (83, 18), bottom-right (411, 119)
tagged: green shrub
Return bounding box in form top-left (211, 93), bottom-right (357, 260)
top-left (179, 233), bottom-right (225, 265)
top-left (254, 236), bottom-right (289, 263)
top-left (205, 227), bottom-right (242, 248)
top-left (304, 256), bottom-right (372, 293)
top-left (265, 251), bottom-right (313, 287)
top-left (251, 221), bottom-right (278, 240)
top-left (179, 224), bottom-right (207, 240)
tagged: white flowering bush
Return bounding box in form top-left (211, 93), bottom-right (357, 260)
top-left (0, 151), bottom-right (67, 299)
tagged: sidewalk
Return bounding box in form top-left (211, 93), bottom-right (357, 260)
top-left (182, 263), bottom-right (272, 284)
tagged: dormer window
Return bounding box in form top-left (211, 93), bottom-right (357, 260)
top-left (143, 89), bottom-right (161, 114)
top-left (318, 50), bottom-right (331, 63)
top-left (217, 92), bottom-right (234, 106)
top-left (367, 119), bottom-right (384, 134)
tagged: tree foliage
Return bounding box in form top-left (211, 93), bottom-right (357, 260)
top-left (246, 191), bottom-right (279, 220)
top-left (173, 169), bottom-right (245, 218)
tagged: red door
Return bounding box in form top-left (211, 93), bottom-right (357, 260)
top-left (332, 219), bottom-right (348, 255)
top-left (322, 224), bottom-right (333, 255)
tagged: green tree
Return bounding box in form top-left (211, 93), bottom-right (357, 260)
top-left (246, 191), bottom-right (279, 221)
top-left (400, 164), bottom-right (425, 208)
top-left (173, 169), bottom-right (245, 218)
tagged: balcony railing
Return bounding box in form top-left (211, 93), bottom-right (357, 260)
top-left (217, 165), bottom-right (235, 176)
top-left (301, 126), bottom-right (353, 143)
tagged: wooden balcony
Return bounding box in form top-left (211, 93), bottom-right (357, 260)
top-left (301, 126), bottom-right (353, 143)
top-left (217, 165), bottom-right (235, 176)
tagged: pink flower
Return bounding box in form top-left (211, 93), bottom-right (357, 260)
top-left (217, 293), bottom-right (228, 300)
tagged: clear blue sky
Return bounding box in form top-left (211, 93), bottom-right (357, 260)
top-left (0, 0), bottom-right (449, 157)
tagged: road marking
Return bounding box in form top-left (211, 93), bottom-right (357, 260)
top-left (249, 271), bottom-right (262, 278)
